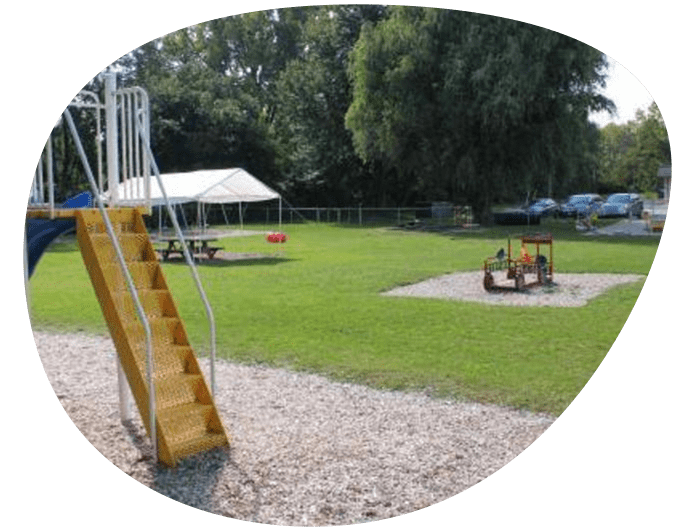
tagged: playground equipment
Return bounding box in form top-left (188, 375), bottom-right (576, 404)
top-left (25, 191), bottom-right (93, 277)
top-left (266, 232), bottom-right (288, 243)
top-left (453, 205), bottom-right (479, 229)
top-left (25, 73), bottom-right (229, 466)
top-left (483, 233), bottom-right (554, 291)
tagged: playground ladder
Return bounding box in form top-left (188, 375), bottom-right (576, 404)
top-left (75, 207), bottom-right (229, 466)
top-left (27, 74), bottom-right (225, 466)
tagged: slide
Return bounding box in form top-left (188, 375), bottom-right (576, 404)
top-left (25, 192), bottom-right (92, 278)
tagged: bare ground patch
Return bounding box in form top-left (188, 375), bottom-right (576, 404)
top-left (34, 331), bottom-right (554, 526)
top-left (383, 272), bottom-right (645, 307)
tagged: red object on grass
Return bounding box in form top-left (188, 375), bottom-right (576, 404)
top-left (267, 233), bottom-right (288, 243)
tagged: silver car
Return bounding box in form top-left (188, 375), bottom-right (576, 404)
top-left (560, 194), bottom-right (603, 217)
top-left (598, 193), bottom-right (643, 218)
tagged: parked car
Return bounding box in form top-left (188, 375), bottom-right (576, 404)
top-left (598, 193), bottom-right (644, 218)
top-left (493, 207), bottom-right (540, 226)
top-left (527, 198), bottom-right (559, 218)
top-left (629, 193), bottom-right (644, 218)
top-left (559, 194), bottom-right (603, 217)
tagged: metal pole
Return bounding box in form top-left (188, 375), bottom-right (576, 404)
top-left (23, 228), bottom-right (30, 321)
top-left (46, 138), bottom-right (55, 218)
top-left (105, 73), bottom-right (119, 205)
top-left (96, 96), bottom-right (103, 197)
top-left (134, 114), bottom-right (218, 399)
top-left (64, 108), bottom-right (155, 460)
top-left (37, 154), bottom-right (44, 204)
top-left (117, 358), bottom-right (132, 423)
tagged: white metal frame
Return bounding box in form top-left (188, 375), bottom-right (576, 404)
top-left (62, 107), bottom-right (157, 459)
top-left (27, 72), bottom-right (218, 462)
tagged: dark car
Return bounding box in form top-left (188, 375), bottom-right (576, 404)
top-left (493, 207), bottom-right (540, 226)
top-left (629, 193), bottom-right (644, 218)
top-left (559, 194), bottom-right (603, 217)
top-left (527, 198), bottom-right (559, 218)
top-left (598, 193), bottom-right (644, 218)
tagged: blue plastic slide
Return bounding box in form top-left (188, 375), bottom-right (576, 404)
top-left (25, 192), bottom-right (93, 277)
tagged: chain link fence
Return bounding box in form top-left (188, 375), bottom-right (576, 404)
top-left (224, 202), bottom-right (474, 227)
top-left (148, 202), bottom-right (476, 230)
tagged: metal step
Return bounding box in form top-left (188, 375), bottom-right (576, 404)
top-left (75, 207), bottom-right (229, 466)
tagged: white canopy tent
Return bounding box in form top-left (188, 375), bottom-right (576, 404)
top-left (105, 168), bottom-right (282, 230)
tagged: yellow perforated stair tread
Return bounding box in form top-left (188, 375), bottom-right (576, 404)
top-left (75, 207), bottom-right (229, 466)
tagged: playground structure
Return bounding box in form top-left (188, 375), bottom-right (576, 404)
top-left (483, 233), bottom-right (554, 292)
top-left (25, 73), bottom-right (229, 466)
top-left (453, 205), bottom-right (479, 229)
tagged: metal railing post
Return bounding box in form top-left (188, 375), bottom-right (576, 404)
top-left (63, 109), bottom-right (156, 460)
top-left (105, 73), bottom-right (119, 205)
top-left (133, 114), bottom-right (218, 398)
top-left (23, 229), bottom-right (31, 320)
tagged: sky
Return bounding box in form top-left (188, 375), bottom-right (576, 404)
top-left (589, 58), bottom-right (656, 128)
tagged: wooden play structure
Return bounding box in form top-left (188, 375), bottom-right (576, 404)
top-left (25, 74), bottom-right (229, 466)
top-left (483, 233), bottom-right (554, 291)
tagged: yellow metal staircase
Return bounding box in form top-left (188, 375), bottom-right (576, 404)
top-left (75, 208), bottom-right (229, 466)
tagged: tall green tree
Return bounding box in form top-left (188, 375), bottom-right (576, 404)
top-left (273, 5), bottom-right (387, 204)
top-left (346, 8), bottom-right (613, 217)
top-left (597, 102), bottom-right (670, 192)
top-left (107, 10), bottom-right (311, 184)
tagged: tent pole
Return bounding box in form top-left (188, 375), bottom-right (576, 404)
top-left (239, 202), bottom-right (243, 230)
top-left (221, 203), bottom-right (230, 226)
top-left (178, 203), bottom-right (189, 231)
top-left (202, 203), bottom-right (207, 233)
top-left (279, 197), bottom-right (282, 229)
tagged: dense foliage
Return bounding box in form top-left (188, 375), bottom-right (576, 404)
top-left (345, 8), bottom-right (613, 219)
top-left (597, 102), bottom-right (670, 194)
top-left (47, 6), bottom-right (670, 215)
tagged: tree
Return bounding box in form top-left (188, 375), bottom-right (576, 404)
top-left (346, 8), bottom-right (613, 218)
top-left (597, 102), bottom-right (670, 192)
top-left (272, 5), bottom-right (387, 204)
top-left (107, 12), bottom-right (305, 184)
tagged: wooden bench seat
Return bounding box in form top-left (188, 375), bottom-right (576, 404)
top-left (201, 246), bottom-right (223, 259)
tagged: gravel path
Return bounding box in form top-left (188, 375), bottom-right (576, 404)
top-left (35, 330), bottom-right (555, 526)
top-left (384, 271), bottom-right (645, 307)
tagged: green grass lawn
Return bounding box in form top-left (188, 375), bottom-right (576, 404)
top-left (29, 220), bottom-right (659, 416)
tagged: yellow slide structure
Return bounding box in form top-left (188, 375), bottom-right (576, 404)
top-left (75, 208), bottom-right (229, 466)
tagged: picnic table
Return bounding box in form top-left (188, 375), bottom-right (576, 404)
top-left (155, 234), bottom-right (224, 260)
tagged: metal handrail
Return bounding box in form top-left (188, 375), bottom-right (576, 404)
top-left (62, 109), bottom-right (158, 461)
top-left (115, 87), bottom-right (151, 206)
top-left (133, 112), bottom-right (218, 398)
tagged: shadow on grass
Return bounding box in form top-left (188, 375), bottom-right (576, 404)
top-left (394, 218), bottom-right (662, 246)
top-left (161, 256), bottom-right (296, 268)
